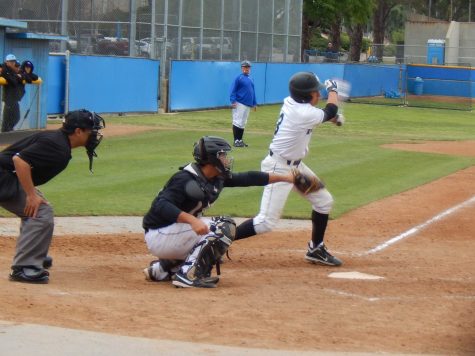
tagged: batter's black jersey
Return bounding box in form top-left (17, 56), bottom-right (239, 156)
top-left (0, 130), bottom-right (72, 186)
top-left (143, 163), bottom-right (270, 230)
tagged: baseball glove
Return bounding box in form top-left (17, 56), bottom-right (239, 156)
top-left (291, 168), bottom-right (324, 195)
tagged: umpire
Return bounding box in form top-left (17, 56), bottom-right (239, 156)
top-left (0, 109), bottom-right (105, 284)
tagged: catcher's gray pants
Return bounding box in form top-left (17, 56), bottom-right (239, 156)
top-left (0, 188), bottom-right (54, 270)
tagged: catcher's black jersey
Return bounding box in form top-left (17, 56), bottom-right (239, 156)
top-left (143, 163), bottom-right (269, 230)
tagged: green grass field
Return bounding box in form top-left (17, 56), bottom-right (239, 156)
top-left (1, 103), bottom-right (474, 219)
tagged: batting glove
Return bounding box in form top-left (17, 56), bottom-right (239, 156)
top-left (325, 79), bottom-right (338, 93)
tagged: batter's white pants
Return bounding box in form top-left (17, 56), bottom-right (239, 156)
top-left (232, 102), bottom-right (251, 129)
top-left (253, 153), bottom-right (334, 235)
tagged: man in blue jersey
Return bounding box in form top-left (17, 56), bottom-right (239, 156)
top-left (229, 60), bottom-right (256, 147)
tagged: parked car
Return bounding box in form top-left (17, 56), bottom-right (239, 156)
top-left (95, 37), bottom-right (129, 56)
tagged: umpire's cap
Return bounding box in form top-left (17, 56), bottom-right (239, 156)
top-left (289, 72), bottom-right (325, 103)
top-left (62, 109), bottom-right (105, 134)
top-left (241, 60), bottom-right (251, 67)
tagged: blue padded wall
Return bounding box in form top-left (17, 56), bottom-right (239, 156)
top-left (68, 55), bottom-right (159, 113)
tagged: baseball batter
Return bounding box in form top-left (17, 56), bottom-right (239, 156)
top-left (142, 136), bottom-right (295, 288)
top-left (235, 72), bottom-right (345, 266)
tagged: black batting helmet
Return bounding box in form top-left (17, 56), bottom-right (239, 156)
top-left (289, 72), bottom-right (325, 103)
top-left (241, 60), bottom-right (251, 67)
top-left (193, 136), bottom-right (233, 178)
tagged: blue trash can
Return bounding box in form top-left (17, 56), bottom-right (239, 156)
top-left (413, 77), bottom-right (423, 95)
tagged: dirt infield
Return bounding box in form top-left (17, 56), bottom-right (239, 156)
top-left (0, 141), bottom-right (474, 355)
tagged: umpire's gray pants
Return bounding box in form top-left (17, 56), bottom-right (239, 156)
top-left (0, 188), bottom-right (54, 270)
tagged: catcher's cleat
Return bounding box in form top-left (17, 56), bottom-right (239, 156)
top-left (143, 267), bottom-right (159, 281)
top-left (305, 243), bottom-right (342, 266)
top-left (9, 267), bottom-right (49, 284)
top-left (172, 271), bottom-right (217, 288)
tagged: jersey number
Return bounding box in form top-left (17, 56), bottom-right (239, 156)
top-left (274, 113), bottom-right (284, 135)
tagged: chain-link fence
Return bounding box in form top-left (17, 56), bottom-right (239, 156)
top-left (304, 43), bottom-right (475, 67)
top-left (1, 0), bottom-right (303, 64)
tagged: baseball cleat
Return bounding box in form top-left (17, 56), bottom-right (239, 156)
top-left (172, 271), bottom-right (217, 288)
top-left (305, 243), bottom-right (342, 266)
top-left (9, 267), bottom-right (49, 284)
top-left (143, 266), bottom-right (158, 281)
top-left (234, 140), bottom-right (244, 147)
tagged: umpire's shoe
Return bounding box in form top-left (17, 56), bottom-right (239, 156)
top-left (9, 267), bottom-right (49, 284)
top-left (305, 243), bottom-right (342, 266)
top-left (172, 271), bottom-right (217, 288)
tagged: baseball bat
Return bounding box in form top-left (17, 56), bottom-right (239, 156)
top-left (334, 79), bottom-right (351, 126)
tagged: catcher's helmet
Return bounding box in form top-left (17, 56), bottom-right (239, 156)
top-left (241, 60), bottom-right (251, 67)
top-left (289, 72), bottom-right (325, 103)
top-left (62, 109), bottom-right (106, 172)
top-left (193, 136), bottom-right (233, 178)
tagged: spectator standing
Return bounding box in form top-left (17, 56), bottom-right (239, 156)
top-left (325, 42), bottom-right (338, 62)
top-left (0, 54), bottom-right (23, 132)
top-left (229, 60), bottom-right (257, 147)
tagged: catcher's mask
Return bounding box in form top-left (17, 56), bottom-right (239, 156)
top-left (289, 72), bottom-right (325, 103)
top-left (193, 136), bottom-right (233, 178)
top-left (62, 109), bottom-right (106, 172)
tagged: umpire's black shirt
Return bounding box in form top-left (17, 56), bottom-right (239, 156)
top-left (0, 130), bottom-right (72, 186)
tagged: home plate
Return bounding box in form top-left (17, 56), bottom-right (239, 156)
top-left (328, 271), bottom-right (384, 280)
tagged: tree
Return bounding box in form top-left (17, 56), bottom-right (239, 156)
top-left (343, 0), bottom-right (375, 62)
top-left (372, 0), bottom-right (399, 60)
top-left (303, 0), bottom-right (374, 62)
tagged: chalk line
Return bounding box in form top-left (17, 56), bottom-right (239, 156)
top-left (364, 195), bottom-right (475, 255)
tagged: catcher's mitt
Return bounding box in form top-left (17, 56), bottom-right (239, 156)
top-left (291, 168), bottom-right (324, 194)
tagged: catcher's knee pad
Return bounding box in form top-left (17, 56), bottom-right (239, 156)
top-left (210, 216), bottom-right (236, 247)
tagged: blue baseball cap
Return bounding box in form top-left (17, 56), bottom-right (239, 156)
top-left (5, 54), bottom-right (16, 61)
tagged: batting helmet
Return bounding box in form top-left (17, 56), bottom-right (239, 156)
top-left (193, 136), bottom-right (233, 178)
top-left (241, 60), bottom-right (251, 67)
top-left (289, 72), bottom-right (325, 103)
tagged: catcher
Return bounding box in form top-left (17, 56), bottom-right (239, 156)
top-left (142, 136), bottom-right (302, 288)
top-left (235, 72), bottom-right (345, 266)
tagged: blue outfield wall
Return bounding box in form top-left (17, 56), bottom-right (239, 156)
top-left (169, 61), bottom-right (402, 111)
top-left (68, 55), bottom-right (159, 113)
top-left (407, 64), bottom-right (474, 97)
top-left (47, 55), bottom-right (66, 114)
top-left (46, 55), bottom-right (159, 115)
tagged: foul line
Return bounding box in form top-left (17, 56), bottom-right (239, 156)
top-left (364, 195), bottom-right (475, 255)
